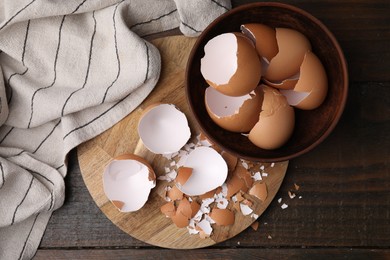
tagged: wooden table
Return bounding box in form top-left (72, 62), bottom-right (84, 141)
top-left (35, 0), bottom-right (390, 259)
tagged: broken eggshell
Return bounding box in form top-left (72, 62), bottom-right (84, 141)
top-left (265, 28), bottom-right (312, 82)
top-left (205, 86), bottom-right (263, 132)
top-left (138, 103), bottom-right (191, 154)
top-left (240, 23), bottom-right (278, 74)
top-left (279, 51), bottom-right (328, 110)
top-left (200, 33), bottom-right (262, 97)
top-left (248, 85), bottom-right (295, 150)
top-left (177, 146), bottom-right (228, 196)
top-left (103, 154), bottom-right (156, 213)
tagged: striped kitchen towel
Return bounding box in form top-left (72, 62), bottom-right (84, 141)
top-left (0, 0), bottom-right (231, 259)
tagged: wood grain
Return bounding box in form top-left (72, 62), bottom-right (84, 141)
top-left (77, 36), bottom-right (288, 249)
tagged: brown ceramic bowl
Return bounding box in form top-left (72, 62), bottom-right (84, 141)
top-left (185, 2), bottom-right (348, 162)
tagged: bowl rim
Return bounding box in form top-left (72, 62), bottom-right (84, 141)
top-left (185, 2), bottom-right (349, 162)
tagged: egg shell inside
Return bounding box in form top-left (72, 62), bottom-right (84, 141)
top-left (138, 103), bottom-right (191, 154)
top-left (265, 28), bottom-right (312, 82)
top-left (205, 86), bottom-right (263, 132)
top-left (102, 154), bottom-right (156, 212)
top-left (178, 146), bottom-right (228, 196)
top-left (201, 33), bottom-right (262, 97)
top-left (248, 85), bottom-right (295, 150)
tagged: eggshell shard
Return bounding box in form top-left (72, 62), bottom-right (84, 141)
top-left (201, 33), bottom-right (262, 97)
top-left (177, 147), bottom-right (228, 196)
top-left (280, 51), bottom-right (328, 110)
top-left (249, 182), bottom-right (268, 202)
top-left (175, 167), bottom-right (193, 186)
top-left (161, 201), bottom-right (175, 217)
top-left (167, 185), bottom-right (183, 201)
top-left (209, 208), bottom-right (235, 226)
top-left (263, 72), bottom-right (299, 90)
top-left (138, 104), bottom-right (191, 154)
top-left (103, 154), bottom-right (156, 213)
top-left (240, 23), bottom-right (278, 62)
top-left (248, 85), bottom-right (295, 150)
top-left (205, 86), bottom-right (263, 132)
top-left (265, 28), bottom-right (312, 82)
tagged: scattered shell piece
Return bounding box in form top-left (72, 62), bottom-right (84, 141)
top-left (262, 172), bottom-right (268, 177)
top-left (160, 202), bottom-right (175, 217)
top-left (167, 185), bottom-right (183, 201)
top-left (281, 203), bottom-right (288, 209)
top-left (278, 198), bottom-right (282, 203)
top-left (196, 219), bottom-right (213, 239)
top-left (270, 163), bottom-right (275, 167)
top-left (294, 183), bottom-right (300, 190)
top-left (210, 208), bottom-right (235, 226)
top-left (249, 182), bottom-right (268, 202)
top-left (240, 203), bottom-right (253, 216)
top-left (268, 235), bottom-right (272, 239)
top-left (251, 213), bottom-right (259, 219)
top-left (299, 196), bottom-right (303, 199)
top-left (252, 171), bottom-right (262, 181)
top-left (216, 198), bottom-right (229, 209)
top-left (251, 221), bottom-right (259, 231)
top-left (288, 191), bottom-right (296, 199)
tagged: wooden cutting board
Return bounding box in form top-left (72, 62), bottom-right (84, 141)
top-left (77, 35), bottom-right (288, 249)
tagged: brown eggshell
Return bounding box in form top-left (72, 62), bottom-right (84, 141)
top-left (175, 167), bottom-right (193, 186)
top-left (171, 212), bottom-right (189, 228)
top-left (190, 201), bottom-right (201, 218)
top-left (240, 23), bottom-right (278, 62)
top-left (177, 197), bottom-right (192, 219)
top-left (265, 28), bottom-right (312, 82)
top-left (248, 85), bottom-right (295, 150)
top-left (288, 51), bottom-right (328, 110)
top-left (202, 33), bottom-right (262, 96)
top-left (209, 208), bottom-right (235, 226)
top-left (249, 182), bottom-right (268, 202)
top-left (235, 165), bottom-right (254, 188)
top-left (167, 185), bottom-right (183, 201)
top-left (205, 86), bottom-right (263, 132)
top-left (114, 154), bottom-right (156, 181)
top-left (226, 172), bottom-right (248, 198)
top-left (160, 201), bottom-right (175, 217)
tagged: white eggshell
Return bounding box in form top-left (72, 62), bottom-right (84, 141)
top-left (138, 104), bottom-right (191, 154)
top-left (103, 159), bottom-right (155, 212)
top-left (177, 147), bottom-right (228, 196)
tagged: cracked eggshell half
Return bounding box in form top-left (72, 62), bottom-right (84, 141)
top-left (138, 103), bottom-right (191, 154)
top-left (265, 28), bottom-right (312, 82)
top-left (205, 86), bottom-right (263, 132)
top-left (177, 147), bottom-right (228, 196)
top-left (249, 85), bottom-right (295, 150)
top-left (200, 33), bottom-right (262, 97)
top-left (279, 51), bottom-right (328, 110)
top-left (103, 154), bottom-right (156, 213)
top-left (240, 23), bottom-right (278, 74)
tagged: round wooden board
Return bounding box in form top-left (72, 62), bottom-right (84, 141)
top-left (77, 35), bottom-right (288, 249)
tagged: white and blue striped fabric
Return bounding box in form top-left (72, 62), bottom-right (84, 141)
top-left (0, 0), bottom-right (231, 259)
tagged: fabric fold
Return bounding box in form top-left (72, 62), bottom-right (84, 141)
top-left (0, 0), bottom-right (230, 259)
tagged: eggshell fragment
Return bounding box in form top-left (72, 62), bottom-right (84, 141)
top-left (248, 85), bottom-right (295, 149)
top-left (240, 23), bottom-right (278, 62)
top-left (138, 104), bottom-right (191, 154)
top-left (196, 219), bottom-right (213, 238)
top-left (103, 154), bottom-right (156, 212)
top-left (175, 167), bottom-right (193, 186)
top-left (201, 33), bottom-right (262, 97)
top-left (221, 151), bottom-right (238, 172)
top-left (167, 185), bottom-right (183, 201)
top-left (265, 28), bottom-right (312, 82)
top-left (205, 86), bottom-right (263, 132)
top-left (178, 147), bottom-right (228, 196)
top-left (280, 51), bottom-right (328, 110)
top-left (249, 182), bottom-right (268, 202)
top-left (209, 208), bottom-right (235, 226)
top-left (161, 201), bottom-right (175, 217)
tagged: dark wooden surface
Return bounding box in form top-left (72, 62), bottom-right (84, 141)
top-left (36, 0), bottom-right (390, 259)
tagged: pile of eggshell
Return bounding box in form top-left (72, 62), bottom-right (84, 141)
top-left (201, 24), bottom-right (328, 149)
top-left (102, 103), bottom-right (271, 239)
